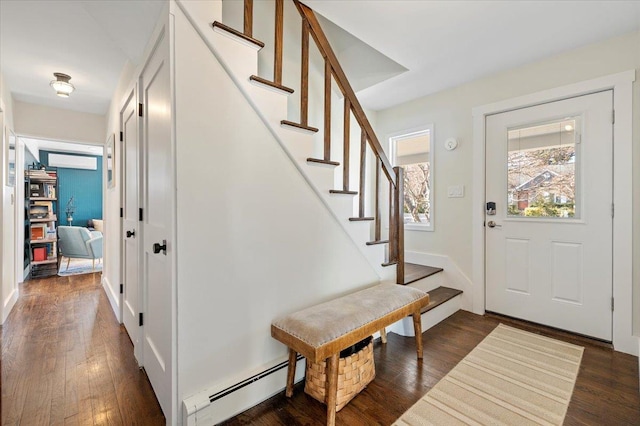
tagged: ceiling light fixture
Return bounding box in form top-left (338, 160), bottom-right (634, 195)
top-left (50, 73), bottom-right (75, 98)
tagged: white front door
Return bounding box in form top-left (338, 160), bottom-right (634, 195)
top-left (121, 89), bottom-right (142, 362)
top-left (140, 27), bottom-right (174, 421)
top-left (485, 91), bottom-right (613, 341)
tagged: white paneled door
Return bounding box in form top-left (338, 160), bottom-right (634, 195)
top-left (140, 26), bottom-right (174, 421)
top-left (485, 91), bottom-right (613, 341)
top-left (121, 89), bottom-right (141, 362)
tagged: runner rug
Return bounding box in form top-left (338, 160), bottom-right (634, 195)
top-left (394, 324), bottom-right (583, 426)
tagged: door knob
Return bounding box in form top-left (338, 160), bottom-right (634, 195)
top-left (487, 221), bottom-right (502, 228)
top-left (153, 240), bottom-right (167, 255)
top-left (126, 230), bottom-right (135, 238)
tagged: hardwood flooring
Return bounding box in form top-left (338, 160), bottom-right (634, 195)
top-left (222, 311), bottom-right (640, 426)
top-left (1, 273), bottom-right (165, 425)
top-left (2, 275), bottom-right (638, 425)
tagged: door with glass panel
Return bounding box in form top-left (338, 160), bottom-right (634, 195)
top-left (485, 91), bottom-right (613, 341)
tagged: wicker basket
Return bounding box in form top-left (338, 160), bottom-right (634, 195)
top-left (304, 340), bottom-right (375, 412)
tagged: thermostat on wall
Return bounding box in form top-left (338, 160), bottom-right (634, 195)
top-left (444, 138), bottom-right (458, 151)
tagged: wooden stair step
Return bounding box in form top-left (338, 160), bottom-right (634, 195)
top-left (366, 240), bottom-right (388, 246)
top-left (402, 262), bottom-right (444, 285)
top-left (421, 286), bottom-right (463, 314)
top-left (349, 217), bottom-right (374, 222)
top-left (281, 120), bottom-right (319, 133)
top-left (249, 75), bottom-right (294, 94)
top-left (329, 190), bottom-right (357, 195)
top-left (212, 22), bottom-right (265, 49)
top-left (381, 261), bottom-right (397, 267)
top-left (307, 158), bottom-right (340, 166)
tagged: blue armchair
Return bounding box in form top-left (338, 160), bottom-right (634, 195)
top-left (57, 226), bottom-right (103, 271)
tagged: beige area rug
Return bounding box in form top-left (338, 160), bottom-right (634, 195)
top-left (394, 324), bottom-right (584, 426)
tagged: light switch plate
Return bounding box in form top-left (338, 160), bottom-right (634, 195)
top-left (447, 185), bottom-right (464, 198)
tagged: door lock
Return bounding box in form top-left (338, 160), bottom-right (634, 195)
top-left (487, 221), bottom-right (502, 228)
top-left (153, 240), bottom-right (167, 255)
top-left (126, 230), bottom-right (136, 238)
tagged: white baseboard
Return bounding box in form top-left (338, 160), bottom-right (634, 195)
top-left (404, 251), bottom-right (473, 311)
top-left (183, 357), bottom-right (306, 426)
top-left (102, 276), bottom-right (121, 323)
top-left (2, 287), bottom-right (19, 324)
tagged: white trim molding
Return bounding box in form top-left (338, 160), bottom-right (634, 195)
top-left (472, 70), bottom-right (637, 356)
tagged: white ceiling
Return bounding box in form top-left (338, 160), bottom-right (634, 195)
top-left (304, 0), bottom-right (640, 110)
top-left (0, 0), bottom-right (164, 115)
top-left (1, 1), bottom-right (638, 116)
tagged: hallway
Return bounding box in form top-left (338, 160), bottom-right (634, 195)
top-left (1, 272), bottom-right (165, 425)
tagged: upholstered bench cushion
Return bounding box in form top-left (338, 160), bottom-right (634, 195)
top-left (272, 283), bottom-right (427, 359)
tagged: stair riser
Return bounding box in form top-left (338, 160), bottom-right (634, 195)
top-left (387, 294), bottom-right (461, 337)
top-left (407, 273), bottom-right (443, 293)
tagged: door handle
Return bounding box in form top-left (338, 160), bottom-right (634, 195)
top-left (153, 240), bottom-right (167, 255)
top-left (126, 230), bottom-right (136, 238)
top-left (487, 221), bottom-right (502, 228)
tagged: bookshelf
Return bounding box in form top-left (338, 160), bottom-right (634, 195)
top-left (26, 165), bottom-right (59, 278)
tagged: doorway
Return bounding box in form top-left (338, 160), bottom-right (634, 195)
top-left (484, 91), bottom-right (613, 340)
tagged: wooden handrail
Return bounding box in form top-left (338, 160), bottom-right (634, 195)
top-left (293, 0), bottom-right (396, 187)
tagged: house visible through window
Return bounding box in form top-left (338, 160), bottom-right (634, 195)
top-left (390, 126), bottom-right (434, 230)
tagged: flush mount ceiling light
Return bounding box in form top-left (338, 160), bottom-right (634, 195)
top-left (50, 73), bottom-right (75, 98)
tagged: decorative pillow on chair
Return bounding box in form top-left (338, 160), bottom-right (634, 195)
top-left (92, 219), bottom-right (104, 233)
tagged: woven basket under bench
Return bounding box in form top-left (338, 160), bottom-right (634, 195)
top-left (304, 338), bottom-right (375, 411)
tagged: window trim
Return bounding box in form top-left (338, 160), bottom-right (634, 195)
top-left (388, 124), bottom-right (435, 232)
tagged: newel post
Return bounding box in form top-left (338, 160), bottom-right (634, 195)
top-left (394, 166), bottom-right (405, 284)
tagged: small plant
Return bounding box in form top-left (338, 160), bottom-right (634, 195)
top-left (65, 196), bottom-right (76, 221)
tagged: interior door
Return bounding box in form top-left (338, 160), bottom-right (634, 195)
top-left (121, 89), bottom-right (141, 362)
top-left (140, 28), bottom-right (173, 420)
top-left (485, 91), bottom-right (613, 341)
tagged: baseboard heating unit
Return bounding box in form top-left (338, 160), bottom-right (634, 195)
top-left (182, 355), bottom-right (305, 425)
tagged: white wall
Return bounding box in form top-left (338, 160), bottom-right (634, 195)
top-left (375, 31), bottom-right (640, 333)
top-left (174, 4), bottom-right (380, 420)
top-left (102, 61), bottom-right (135, 321)
top-left (13, 100), bottom-right (106, 145)
top-left (0, 72), bottom-right (18, 323)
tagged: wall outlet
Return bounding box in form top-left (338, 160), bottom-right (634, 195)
top-left (447, 185), bottom-right (464, 198)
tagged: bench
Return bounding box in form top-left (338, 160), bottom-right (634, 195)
top-left (271, 283), bottom-right (430, 426)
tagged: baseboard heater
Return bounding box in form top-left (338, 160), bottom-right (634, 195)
top-left (182, 355), bottom-right (305, 425)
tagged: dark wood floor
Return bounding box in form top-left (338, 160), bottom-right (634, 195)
top-left (2, 275), bottom-right (639, 425)
top-left (1, 272), bottom-right (165, 425)
top-left (223, 311), bottom-right (640, 426)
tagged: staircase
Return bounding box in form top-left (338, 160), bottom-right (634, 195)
top-left (195, 0), bottom-right (462, 324)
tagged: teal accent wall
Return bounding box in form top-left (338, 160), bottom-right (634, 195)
top-left (40, 151), bottom-right (103, 227)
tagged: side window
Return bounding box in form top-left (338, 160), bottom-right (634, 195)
top-left (390, 126), bottom-right (434, 231)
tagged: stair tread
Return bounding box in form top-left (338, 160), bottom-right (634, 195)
top-left (381, 261), bottom-right (397, 267)
top-left (421, 286), bottom-right (463, 314)
top-left (307, 158), bottom-right (340, 166)
top-left (281, 120), bottom-right (319, 133)
top-left (366, 240), bottom-right (388, 245)
top-left (402, 263), bottom-right (444, 285)
top-left (329, 190), bottom-right (358, 195)
top-left (212, 22), bottom-right (265, 48)
top-left (349, 217), bottom-right (374, 221)
top-left (249, 75), bottom-right (294, 94)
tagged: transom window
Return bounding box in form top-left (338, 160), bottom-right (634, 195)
top-left (390, 125), bottom-right (434, 231)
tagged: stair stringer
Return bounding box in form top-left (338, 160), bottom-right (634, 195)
top-left (175, 0), bottom-right (394, 281)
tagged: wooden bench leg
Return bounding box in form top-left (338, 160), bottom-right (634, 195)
top-left (325, 353), bottom-right (339, 426)
top-left (380, 327), bottom-right (387, 344)
top-left (412, 310), bottom-right (423, 359)
top-left (285, 348), bottom-right (297, 397)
